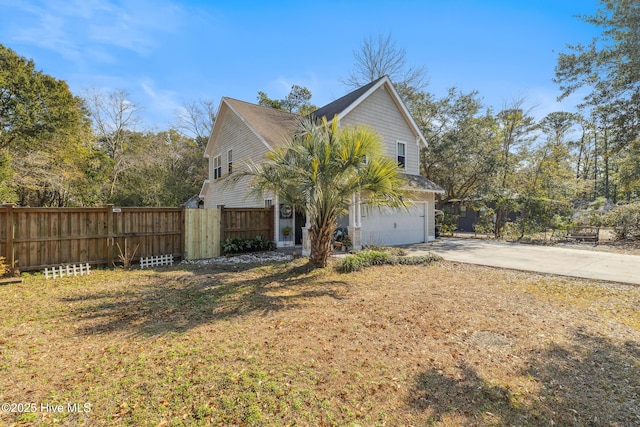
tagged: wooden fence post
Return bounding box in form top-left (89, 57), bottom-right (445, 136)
top-left (180, 206), bottom-right (186, 260)
top-left (106, 204), bottom-right (114, 267)
top-left (268, 205), bottom-right (275, 240)
top-left (4, 204), bottom-right (14, 270)
top-left (220, 206), bottom-right (226, 242)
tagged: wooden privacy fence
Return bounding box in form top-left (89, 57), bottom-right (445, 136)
top-left (0, 205), bottom-right (184, 272)
top-left (221, 206), bottom-right (274, 241)
top-left (0, 205), bottom-right (275, 271)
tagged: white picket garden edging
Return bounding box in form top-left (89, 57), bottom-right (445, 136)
top-left (140, 254), bottom-right (174, 269)
top-left (44, 263), bottom-right (91, 280)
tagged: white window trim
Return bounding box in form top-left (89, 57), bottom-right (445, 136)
top-left (396, 141), bottom-right (407, 169)
top-left (227, 149), bottom-right (233, 175)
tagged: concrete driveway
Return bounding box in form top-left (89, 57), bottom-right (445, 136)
top-left (406, 238), bottom-right (640, 285)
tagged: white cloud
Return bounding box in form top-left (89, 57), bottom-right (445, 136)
top-left (527, 86), bottom-right (590, 121)
top-left (139, 78), bottom-right (182, 129)
top-left (266, 72), bottom-right (336, 104)
top-left (2, 0), bottom-right (187, 59)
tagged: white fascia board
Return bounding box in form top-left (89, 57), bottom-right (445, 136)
top-left (199, 179), bottom-right (210, 198)
top-left (203, 98), bottom-right (226, 157)
top-left (383, 79), bottom-right (428, 148)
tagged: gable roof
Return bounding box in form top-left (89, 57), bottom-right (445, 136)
top-left (309, 76), bottom-right (385, 122)
top-left (309, 75), bottom-right (428, 147)
top-left (223, 97), bottom-right (299, 150)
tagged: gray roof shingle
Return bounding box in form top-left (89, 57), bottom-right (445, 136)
top-left (401, 173), bottom-right (445, 193)
top-left (224, 98), bottom-right (300, 148)
top-left (308, 76), bottom-right (386, 121)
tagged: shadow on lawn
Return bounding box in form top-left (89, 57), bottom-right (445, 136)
top-left (61, 260), bottom-right (347, 336)
top-left (409, 329), bottom-right (640, 425)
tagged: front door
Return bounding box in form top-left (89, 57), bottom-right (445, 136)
top-left (295, 209), bottom-right (305, 245)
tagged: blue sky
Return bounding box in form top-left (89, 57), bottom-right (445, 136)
top-left (0, 0), bottom-right (602, 131)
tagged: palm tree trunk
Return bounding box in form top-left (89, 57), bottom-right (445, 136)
top-left (309, 226), bottom-right (334, 268)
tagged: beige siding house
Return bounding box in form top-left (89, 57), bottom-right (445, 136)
top-left (201, 76), bottom-right (444, 252)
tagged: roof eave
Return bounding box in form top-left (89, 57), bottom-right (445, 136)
top-left (401, 186), bottom-right (446, 194)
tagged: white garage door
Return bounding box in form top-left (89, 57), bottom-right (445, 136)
top-left (360, 202), bottom-right (427, 246)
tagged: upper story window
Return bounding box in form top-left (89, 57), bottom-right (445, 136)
top-left (213, 155), bottom-right (222, 180)
top-left (227, 149), bottom-right (233, 174)
top-left (397, 141), bottom-right (406, 169)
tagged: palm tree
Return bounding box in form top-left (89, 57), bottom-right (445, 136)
top-left (233, 116), bottom-right (406, 268)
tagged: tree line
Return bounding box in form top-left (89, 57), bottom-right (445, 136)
top-left (0, 43), bottom-right (212, 207)
top-left (341, 1), bottom-right (640, 237)
top-left (1, 0), bottom-right (638, 222)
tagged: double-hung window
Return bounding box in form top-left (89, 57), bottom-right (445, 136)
top-left (213, 155), bottom-right (222, 180)
top-left (397, 142), bottom-right (406, 169)
top-left (227, 149), bottom-right (233, 174)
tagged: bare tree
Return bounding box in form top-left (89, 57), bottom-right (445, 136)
top-left (85, 89), bottom-right (141, 159)
top-left (174, 100), bottom-right (216, 147)
top-left (84, 89), bottom-right (142, 198)
top-left (342, 33), bottom-right (428, 96)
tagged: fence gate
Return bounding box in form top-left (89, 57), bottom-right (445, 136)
top-left (184, 208), bottom-right (221, 259)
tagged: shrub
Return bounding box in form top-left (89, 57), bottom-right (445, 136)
top-left (0, 256), bottom-right (7, 277)
top-left (363, 245), bottom-right (407, 256)
top-left (340, 255), bottom-right (367, 273)
top-left (603, 202), bottom-right (640, 240)
top-left (222, 236), bottom-right (276, 255)
top-left (501, 221), bottom-right (519, 239)
top-left (339, 250), bottom-right (442, 273)
top-left (550, 214), bottom-right (574, 231)
top-left (365, 250), bottom-right (390, 265)
top-left (392, 254), bottom-right (442, 265)
top-left (473, 208), bottom-right (495, 235)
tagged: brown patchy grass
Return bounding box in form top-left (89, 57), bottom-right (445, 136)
top-left (0, 259), bottom-right (638, 426)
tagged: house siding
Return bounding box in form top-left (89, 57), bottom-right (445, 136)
top-left (340, 85), bottom-right (421, 175)
top-left (203, 105), bottom-right (271, 208)
top-left (201, 78), bottom-right (442, 248)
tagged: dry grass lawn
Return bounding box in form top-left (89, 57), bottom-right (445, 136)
top-left (0, 257), bottom-right (638, 426)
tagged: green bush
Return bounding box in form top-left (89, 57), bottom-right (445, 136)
top-left (473, 210), bottom-right (495, 235)
top-left (501, 221), bottom-right (519, 239)
top-left (550, 214), bottom-right (574, 231)
top-left (603, 202), bottom-right (640, 240)
top-left (366, 250), bottom-right (390, 265)
top-left (339, 250), bottom-right (442, 273)
top-left (393, 254), bottom-right (442, 265)
top-left (222, 236), bottom-right (276, 255)
top-left (340, 255), bottom-right (367, 273)
top-left (362, 245), bottom-right (407, 256)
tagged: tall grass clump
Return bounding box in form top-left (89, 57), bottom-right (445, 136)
top-left (339, 250), bottom-right (441, 273)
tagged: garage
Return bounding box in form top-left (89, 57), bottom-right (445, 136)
top-left (360, 202), bottom-right (428, 246)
